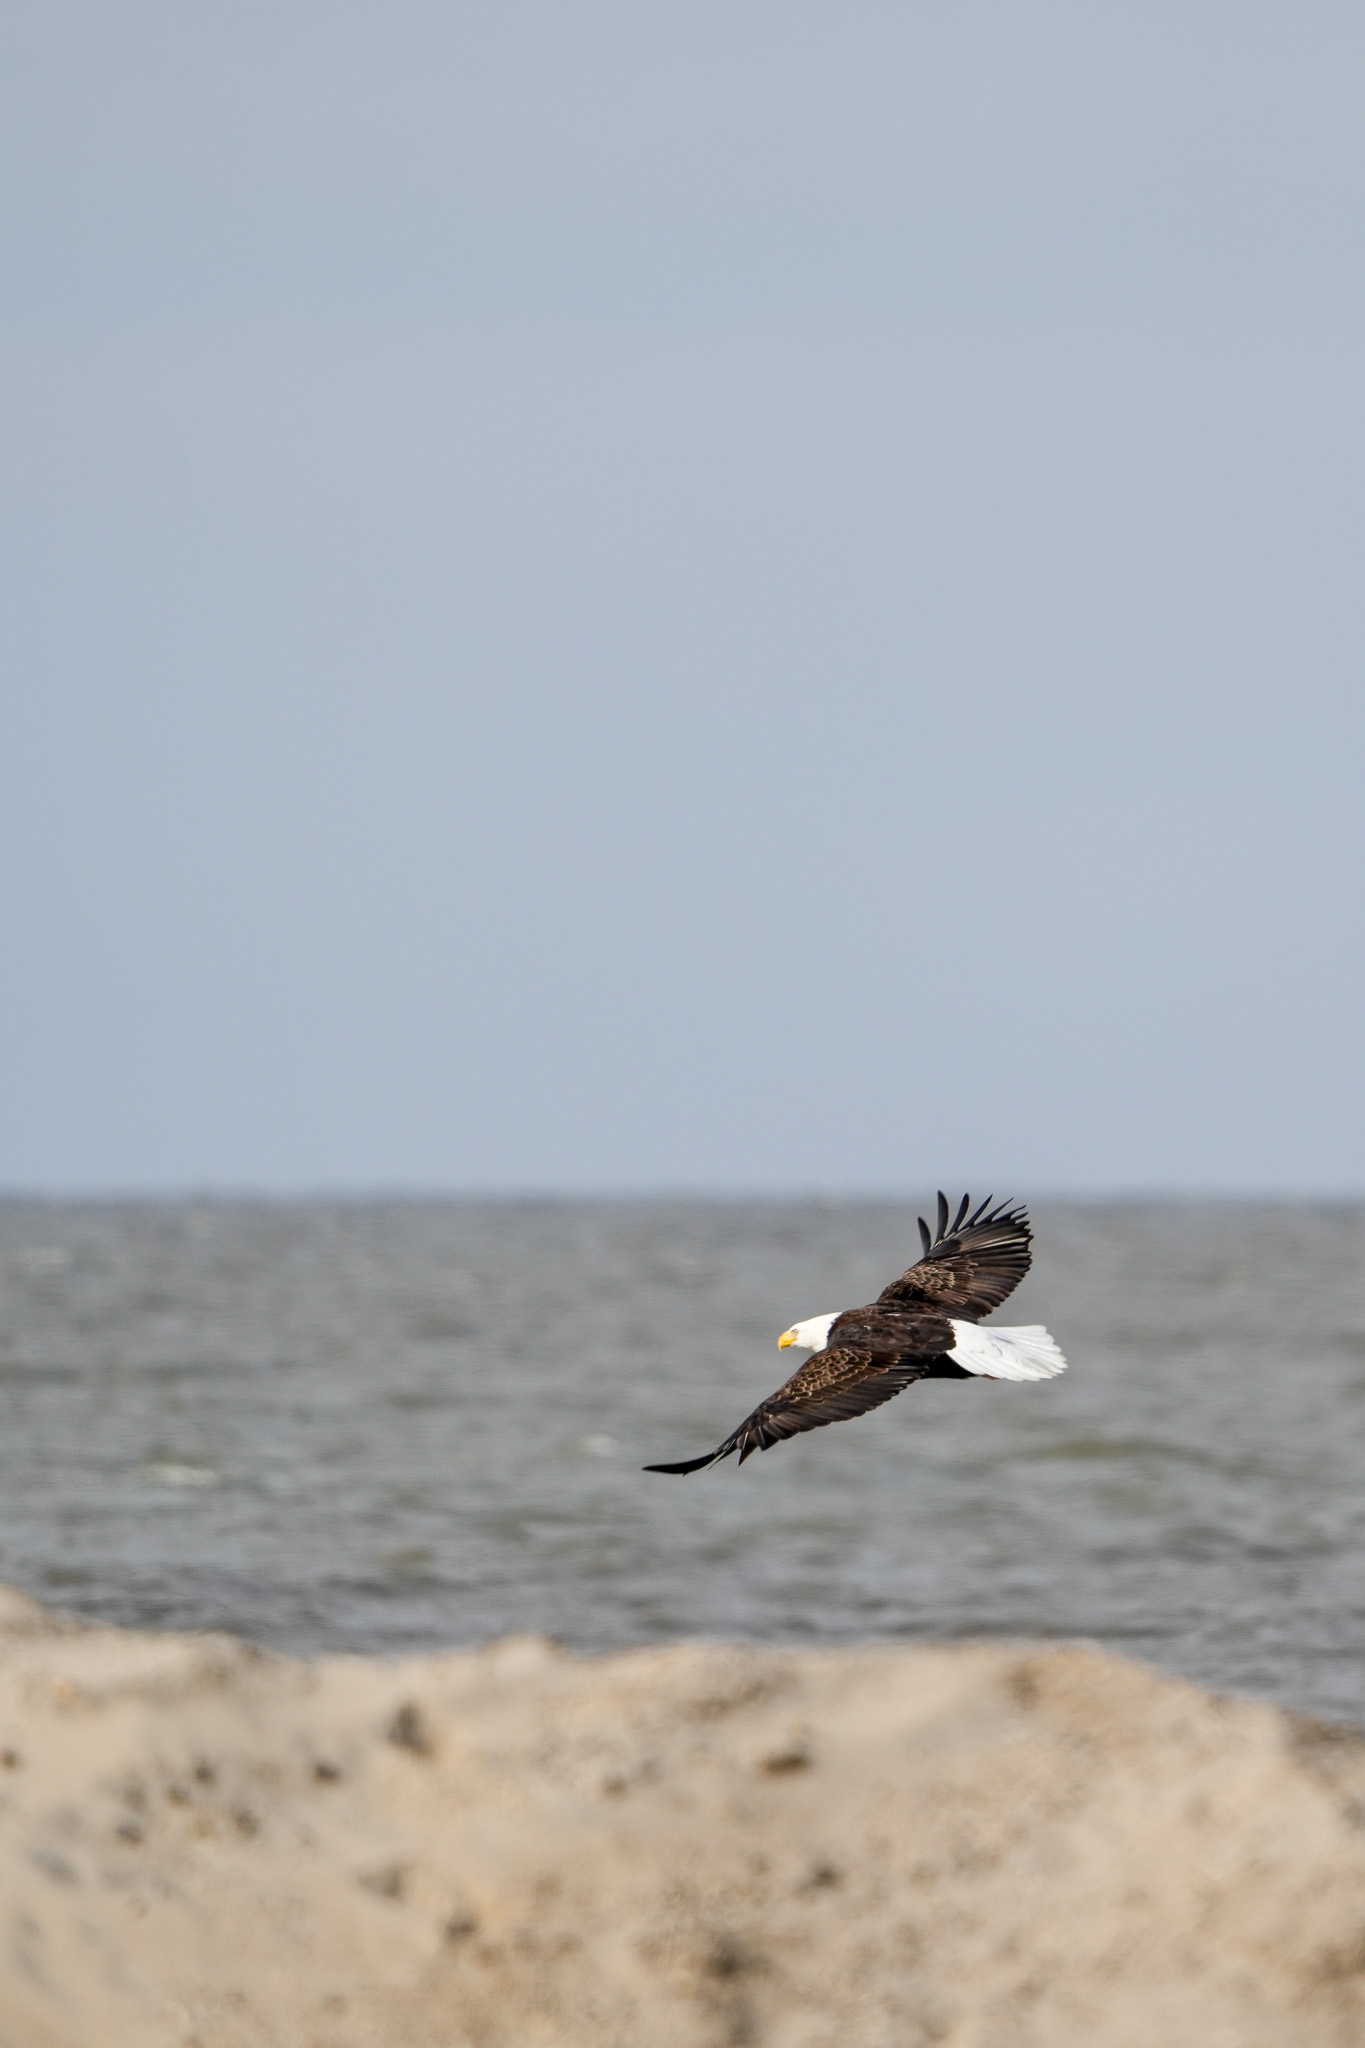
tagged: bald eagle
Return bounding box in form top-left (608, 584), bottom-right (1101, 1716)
top-left (645, 1194), bottom-right (1065, 1475)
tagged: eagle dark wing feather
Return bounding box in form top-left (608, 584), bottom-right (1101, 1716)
top-left (877, 1193), bottom-right (1032, 1318)
top-left (644, 1346), bottom-right (934, 1475)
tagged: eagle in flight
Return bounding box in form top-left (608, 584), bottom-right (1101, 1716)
top-left (645, 1194), bottom-right (1065, 1475)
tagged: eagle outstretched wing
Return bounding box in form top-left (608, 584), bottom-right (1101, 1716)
top-left (875, 1193), bottom-right (1031, 1319)
top-left (644, 1346), bottom-right (935, 1475)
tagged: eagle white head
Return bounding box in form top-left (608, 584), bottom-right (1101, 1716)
top-left (778, 1311), bottom-right (839, 1353)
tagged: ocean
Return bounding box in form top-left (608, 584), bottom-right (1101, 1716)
top-left (0, 1198), bottom-right (1361, 1721)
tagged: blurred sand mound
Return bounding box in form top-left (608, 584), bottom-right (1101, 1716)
top-left (0, 1589), bottom-right (1361, 2046)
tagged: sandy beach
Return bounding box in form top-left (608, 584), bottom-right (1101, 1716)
top-left (0, 1588), bottom-right (1361, 2045)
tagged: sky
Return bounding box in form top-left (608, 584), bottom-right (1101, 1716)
top-left (2, 0), bottom-right (1364, 1195)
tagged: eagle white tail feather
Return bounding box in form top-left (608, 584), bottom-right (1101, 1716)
top-left (947, 1321), bottom-right (1067, 1382)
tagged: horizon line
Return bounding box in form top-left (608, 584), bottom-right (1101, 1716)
top-left (2, 1182), bottom-right (1364, 1207)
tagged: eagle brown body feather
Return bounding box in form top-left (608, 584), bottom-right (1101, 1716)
top-left (645, 1195), bottom-right (1035, 1475)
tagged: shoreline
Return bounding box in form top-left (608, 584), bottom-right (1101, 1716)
top-left (0, 1586), bottom-right (1361, 2045)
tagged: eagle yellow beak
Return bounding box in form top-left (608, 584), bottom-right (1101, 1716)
top-left (778, 1328), bottom-right (795, 1349)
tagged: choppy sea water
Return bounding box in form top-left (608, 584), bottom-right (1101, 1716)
top-left (0, 1199), bottom-right (1362, 1722)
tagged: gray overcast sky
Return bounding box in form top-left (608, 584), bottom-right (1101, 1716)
top-left (2, 1), bottom-right (1364, 1193)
